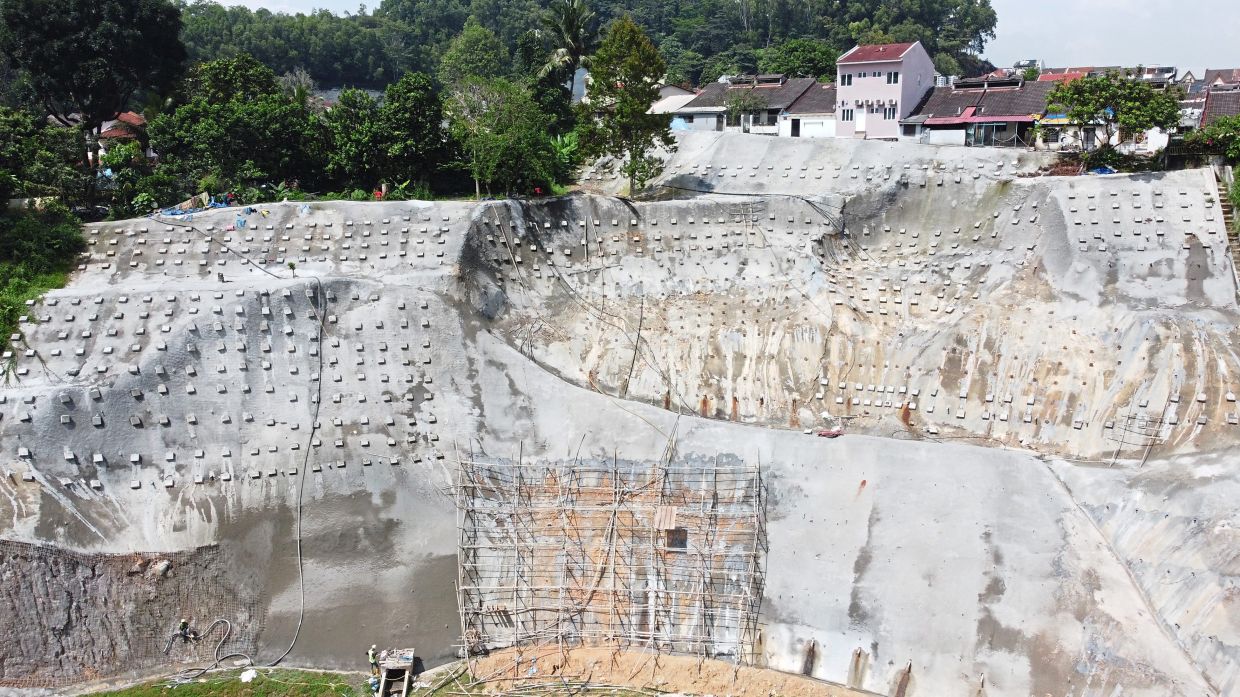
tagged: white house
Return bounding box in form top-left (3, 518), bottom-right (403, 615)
top-left (834, 41), bottom-right (935, 140)
top-left (777, 82), bottom-right (837, 137)
top-left (678, 74), bottom-right (817, 135)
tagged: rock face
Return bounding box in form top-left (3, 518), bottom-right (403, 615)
top-left (0, 540), bottom-right (260, 687)
top-left (0, 133), bottom-right (1236, 696)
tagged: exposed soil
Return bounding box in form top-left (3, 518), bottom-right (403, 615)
top-left (471, 647), bottom-right (878, 697)
top-left (0, 539), bottom-right (261, 689)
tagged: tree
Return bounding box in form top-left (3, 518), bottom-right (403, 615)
top-left (757, 38), bottom-right (838, 80)
top-left (0, 0), bottom-right (185, 200)
top-left (445, 77), bottom-right (556, 196)
top-left (724, 90), bottom-right (768, 128)
top-left (0, 0), bottom-right (185, 126)
top-left (658, 38), bottom-right (704, 87)
top-left (0, 106), bottom-right (91, 204)
top-left (699, 46), bottom-right (758, 84)
top-left (538, 0), bottom-right (598, 96)
top-left (1021, 66), bottom-right (1040, 82)
top-left (439, 17), bottom-right (509, 85)
top-left (378, 72), bottom-right (449, 186)
top-left (933, 53), bottom-right (962, 79)
top-left (1047, 72), bottom-right (1181, 164)
top-left (183, 53), bottom-right (278, 106)
top-left (576, 17), bottom-right (674, 194)
top-left (324, 88), bottom-right (386, 189)
top-left (149, 57), bottom-right (328, 195)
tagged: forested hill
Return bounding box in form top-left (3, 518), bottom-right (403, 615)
top-left (180, 0), bottom-right (997, 88)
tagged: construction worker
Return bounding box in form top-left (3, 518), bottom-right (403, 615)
top-left (178, 618), bottom-right (198, 643)
top-left (368, 644), bottom-right (379, 675)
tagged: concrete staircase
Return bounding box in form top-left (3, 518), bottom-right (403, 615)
top-left (1219, 172), bottom-right (1239, 275)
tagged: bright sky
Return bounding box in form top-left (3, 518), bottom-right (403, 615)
top-left (232, 0), bottom-right (1240, 73)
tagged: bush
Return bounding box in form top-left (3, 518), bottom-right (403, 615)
top-left (0, 204), bottom-right (83, 351)
top-left (0, 203), bottom-right (85, 273)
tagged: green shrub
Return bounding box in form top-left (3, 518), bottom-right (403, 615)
top-left (0, 204), bottom-right (83, 351)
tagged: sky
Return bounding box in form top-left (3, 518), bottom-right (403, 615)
top-left (232, 0), bottom-right (1239, 73)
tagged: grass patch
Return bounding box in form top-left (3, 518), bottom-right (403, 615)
top-left (0, 265), bottom-right (70, 355)
top-left (95, 668), bottom-right (369, 696)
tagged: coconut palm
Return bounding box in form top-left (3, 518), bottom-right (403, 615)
top-left (537, 0), bottom-right (598, 96)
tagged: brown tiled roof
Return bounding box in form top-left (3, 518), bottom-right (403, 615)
top-left (1202, 87), bottom-right (1240, 126)
top-left (838, 42), bottom-right (918, 64)
top-left (683, 77), bottom-right (816, 111)
top-left (786, 82), bottom-right (837, 114)
top-left (1203, 68), bottom-right (1240, 86)
top-left (910, 81), bottom-right (1053, 120)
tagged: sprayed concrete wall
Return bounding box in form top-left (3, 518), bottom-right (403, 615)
top-left (474, 169), bottom-right (1239, 460)
top-left (0, 133), bottom-right (1236, 696)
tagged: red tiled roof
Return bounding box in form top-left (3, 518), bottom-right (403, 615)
top-left (115, 111), bottom-right (146, 127)
top-left (1037, 72), bottom-right (1086, 83)
top-left (837, 42), bottom-right (918, 64)
top-left (100, 126), bottom-right (137, 140)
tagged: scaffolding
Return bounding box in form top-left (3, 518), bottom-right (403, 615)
top-left (454, 451), bottom-right (767, 666)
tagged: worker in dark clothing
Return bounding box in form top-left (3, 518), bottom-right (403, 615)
top-left (178, 618), bottom-right (198, 642)
top-left (368, 645), bottom-right (379, 675)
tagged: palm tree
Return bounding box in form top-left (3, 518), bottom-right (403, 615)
top-left (538, 0), bottom-right (598, 97)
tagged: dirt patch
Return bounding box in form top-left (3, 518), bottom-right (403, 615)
top-left (0, 539), bottom-right (261, 689)
top-left (471, 647), bottom-right (877, 697)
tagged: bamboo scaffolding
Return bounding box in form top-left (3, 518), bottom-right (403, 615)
top-left (453, 450), bottom-right (768, 664)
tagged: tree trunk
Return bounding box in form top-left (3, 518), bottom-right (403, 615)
top-left (86, 126), bottom-right (101, 208)
top-left (474, 177), bottom-right (481, 199)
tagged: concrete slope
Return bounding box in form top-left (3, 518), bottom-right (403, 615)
top-left (0, 136), bottom-right (1234, 695)
top-left (480, 170), bottom-right (1240, 460)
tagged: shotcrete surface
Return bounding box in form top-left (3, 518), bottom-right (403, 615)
top-left (0, 133), bottom-right (1236, 696)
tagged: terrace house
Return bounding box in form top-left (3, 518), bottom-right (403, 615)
top-left (835, 41), bottom-right (935, 140)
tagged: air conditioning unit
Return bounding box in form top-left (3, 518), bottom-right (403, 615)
top-left (888, 98), bottom-right (897, 106)
top-left (864, 99), bottom-right (873, 105)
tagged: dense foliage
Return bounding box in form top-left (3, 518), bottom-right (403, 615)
top-left (172, 0), bottom-right (998, 89)
top-left (1187, 115), bottom-right (1240, 163)
top-left (0, 0), bottom-right (186, 129)
top-left (756, 38), bottom-right (838, 80)
top-left (438, 18), bottom-right (510, 85)
top-left (180, 2), bottom-right (401, 88)
top-left (0, 108), bottom-right (88, 352)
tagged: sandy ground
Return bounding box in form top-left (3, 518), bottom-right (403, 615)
top-left (472, 647), bottom-right (879, 697)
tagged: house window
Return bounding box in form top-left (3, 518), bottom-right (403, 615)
top-left (766, 110), bottom-right (779, 126)
top-left (883, 107), bottom-right (897, 119)
top-left (684, 114), bottom-right (694, 123)
top-left (1043, 127), bottom-right (1061, 142)
top-left (841, 73), bottom-right (853, 86)
top-left (887, 71), bottom-right (900, 84)
top-left (666, 527), bottom-right (688, 551)
top-left (841, 108), bottom-right (854, 121)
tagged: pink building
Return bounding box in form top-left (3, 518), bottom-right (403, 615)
top-left (835, 41), bottom-right (935, 140)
